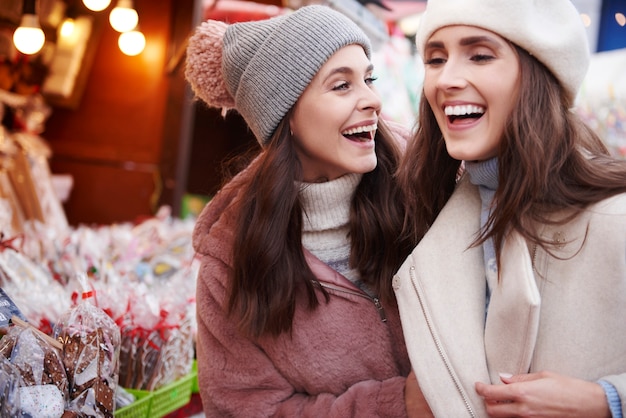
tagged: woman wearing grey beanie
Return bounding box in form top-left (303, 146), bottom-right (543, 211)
top-left (395, 0), bottom-right (626, 417)
top-left (185, 5), bottom-right (431, 417)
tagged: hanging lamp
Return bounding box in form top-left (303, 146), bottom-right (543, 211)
top-left (13, 0), bottom-right (45, 55)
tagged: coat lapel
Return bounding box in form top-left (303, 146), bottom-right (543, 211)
top-left (395, 177), bottom-right (490, 417)
top-left (484, 231), bottom-right (541, 382)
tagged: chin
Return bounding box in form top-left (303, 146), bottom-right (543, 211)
top-left (445, 146), bottom-right (476, 162)
top-left (359, 163), bottom-right (378, 174)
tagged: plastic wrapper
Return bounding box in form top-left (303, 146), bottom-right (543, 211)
top-left (0, 245), bottom-right (70, 335)
top-left (114, 386), bottom-right (136, 409)
top-left (0, 324), bottom-right (68, 418)
top-left (53, 291), bottom-right (121, 418)
top-left (0, 355), bottom-right (22, 417)
top-left (117, 310), bottom-right (194, 391)
top-left (3, 207), bottom-right (198, 400)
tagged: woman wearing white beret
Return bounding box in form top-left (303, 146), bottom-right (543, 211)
top-left (396, 0), bottom-right (626, 416)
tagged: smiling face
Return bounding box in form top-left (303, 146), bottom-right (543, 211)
top-left (289, 44), bottom-right (381, 182)
top-left (423, 25), bottom-right (521, 162)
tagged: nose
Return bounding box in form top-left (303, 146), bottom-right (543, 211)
top-left (434, 59), bottom-right (467, 91)
top-left (359, 85), bottom-right (382, 113)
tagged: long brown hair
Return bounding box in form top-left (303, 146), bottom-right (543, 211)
top-left (229, 112), bottom-right (412, 338)
top-left (399, 45), bottom-right (626, 264)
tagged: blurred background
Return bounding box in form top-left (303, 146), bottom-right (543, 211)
top-left (0, 0), bottom-right (624, 228)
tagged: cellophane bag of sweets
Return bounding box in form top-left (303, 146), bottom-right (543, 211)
top-left (53, 279), bottom-right (121, 418)
top-left (0, 355), bottom-right (22, 416)
top-left (0, 324), bottom-right (68, 418)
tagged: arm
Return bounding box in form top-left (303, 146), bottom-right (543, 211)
top-left (196, 255), bottom-right (410, 418)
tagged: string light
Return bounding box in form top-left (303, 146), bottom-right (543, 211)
top-left (60, 17), bottom-right (76, 38)
top-left (82, 0), bottom-right (111, 12)
top-left (13, 0), bottom-right (45, 55)
top-left (118, 28), bottom-right (145, 56)
top-left (109, 0), bottom-right (139, 33)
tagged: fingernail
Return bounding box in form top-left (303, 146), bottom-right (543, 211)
top-left (499, 372), bottom-right (512, 379)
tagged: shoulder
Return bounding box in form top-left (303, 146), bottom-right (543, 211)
top-left (416, 176), bottom-right (481, 250)
top-left (591, 192), bottom-right (626, 214)
top-left (552, 193), bottom-right (626, 250)
top-left (585, 193), bottom-right (626, 233)
top-left (192, 189), bottom-right (238, 262)
top-left (444, 174), bottom-right (480, 211)
top-left (192, 159), bottom-right (260, 260)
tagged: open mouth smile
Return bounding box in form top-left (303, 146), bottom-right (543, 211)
top-left (342, 123), bottom-right (377, 142)
top-left (444, 105), bottom-right (485, 123)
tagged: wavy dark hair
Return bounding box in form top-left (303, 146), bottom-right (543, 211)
top-left (228, 112), bottom-right (412, 338)
top-left (398, 45), bottom-right (626, 269)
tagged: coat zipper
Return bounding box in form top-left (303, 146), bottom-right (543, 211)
top-left (408, 266), bottom-right (477, 418)
top-left (315, 281), bottom-right (387, 322)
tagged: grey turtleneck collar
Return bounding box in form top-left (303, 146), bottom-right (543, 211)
top-left (465, 157), bottom-right (499, 191)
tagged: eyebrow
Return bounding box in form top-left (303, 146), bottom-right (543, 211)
top-left (460, 35), bottom-right (502, 48)
top-left (323, 63), bottom-right (375, 81)
top-left (425, 35), bottom-right (503, 50)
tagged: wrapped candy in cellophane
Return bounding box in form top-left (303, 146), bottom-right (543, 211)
top-left (53, 279), bottom-right (121, 418)
top-left (0, 323), bottom-right (68, 418)
top-left (116, 307), bottom-right (194, 391)
top-left (2, 206), bottom-right (198, 406)
top-left (84, 209), bottom-right (197, 391)
top-left (0, 238), bottom-right (71, 336)
top-left (0, 356), bottom-right (22, 417)
top-left (116, 274), bottom-right (195, 391)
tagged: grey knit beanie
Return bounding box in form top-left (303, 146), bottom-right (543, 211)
top-left (185, 5), bottom-right (372, 145)
top-left (416, 0), bottom-right (590, 106)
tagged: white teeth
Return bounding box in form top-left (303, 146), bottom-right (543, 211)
top-left (444, 105), bottom-right (485, 116)
top-left (342, 123), bottom-right (377, 136)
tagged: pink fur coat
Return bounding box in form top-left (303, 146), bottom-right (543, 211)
top-left (192, 165), bottom-right (411, 417)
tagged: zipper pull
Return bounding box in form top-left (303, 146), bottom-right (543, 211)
top-left (373, 297), bottom-right (387, 322)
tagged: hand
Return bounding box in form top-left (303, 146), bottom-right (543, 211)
top-left (474, 370), bottom-right (611, 418)
top-left (405, 369), bottom-right (434, 418)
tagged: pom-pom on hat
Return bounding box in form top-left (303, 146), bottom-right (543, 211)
top-left (185, 5), bottom-right (372, 145)
top-left (415, 0), bottom-right (590, 106)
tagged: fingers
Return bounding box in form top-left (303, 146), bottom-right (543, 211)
top-left (499, 372), bottom-right (513, 384)
top-left (475, 381), bottom-right (509, 402)
top-left (475, 382), bottom-right (520, 418)
top-left (475, 372), bottom-right (545, 399)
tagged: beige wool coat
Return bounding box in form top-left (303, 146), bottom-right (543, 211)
top-left (393, 176), bottom-right (626, 417)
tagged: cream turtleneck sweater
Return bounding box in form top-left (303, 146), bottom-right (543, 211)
top-left (298, 173), bottom-right (362, 286)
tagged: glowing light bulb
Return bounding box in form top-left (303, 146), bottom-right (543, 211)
top-left (616, 13), bottom-right (626, 27)
top-left (118, 29), bottom-right (145, 56)
top-left (109, 0), bottom-right (139, 33)
top-left (13, 14), bottom-right (45, 55)
top-left (60, 18), bottom-right (76, 38)
top-left (82, 0), bottom-right (111, 12)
